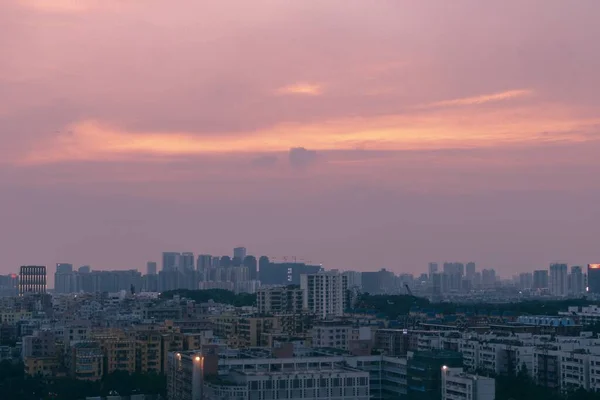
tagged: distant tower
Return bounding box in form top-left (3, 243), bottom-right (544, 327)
top-left (219, 256), bottom-right (232, 268)
top-left (146, 262), bottom-right (157, 276)
top-left (244, 256), bottom-right (258, 280)
top-left (196, 255), bottom-right (212, 272)
top-left (180, 252), bottom-right (195, 271)
top-left (78, 265), bottom-right (91, 274)
top-left (19, 265), bottom-right (47, 296)
top-left (162, 252), bottom-right (180, 271)
top-left (428, 263), bottom-right (438, 278)
top-left (233, 247), bottom-right (247, 260)
top-left (258, 256), bottom-right (270, 281)
top-left (588, 264), bottom-right (600, 294)
top-left (466, 262), bottom-right (476, 279)
top-left (549, 263), bottom-right (568, 297)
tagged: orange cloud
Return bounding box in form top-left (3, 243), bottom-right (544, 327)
top-left (17, 0), bottom-right (124, 14)
top-left (424, 89), bottom-right (533, 108)
top-left (276, 83), bottom-right (322, 96)
top-left (18, 103), bottom-right (598, 165)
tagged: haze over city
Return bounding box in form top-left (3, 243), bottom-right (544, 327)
top-left (2, 0), bottom-right (600, 276)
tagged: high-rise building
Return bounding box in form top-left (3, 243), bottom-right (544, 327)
top-left (78, 265), bottom-right (91, 274)
top-left (361, 269), bottom-right (395, 294)
top-left (549, 263), bottom-right (568, 297)
top-left (219, 256), bottom-right (232, 268)
top-left (533, 270), bottom-right (549, 289)
top-left (519, 272), bottom-right (533, 290)
top-left (466, 262), bottom-right (476, 280)
top-left (233, 247), bottom-right (247, 260)
top-left (243, 256), bottom-right (258, 280)
top-left (259, 261), bottom-right (323, 286)
top-left (481, 269), bottom-right (496, 288)
top-left (180, 252), bottom-right (195, 271)
top-left (569, 266), bottom-right (585, 296)
top-left (54, 263), bottom-right (74, 294)
top-left (162, 252), bottom-right (180, 271)
top-left (196, 255), bottom-right (212, 272)
top-left (56, 263), bottom-right (73, 274)
top-left (258, 256), bottom-right (270, 280)
top-left (301, 271), bottom-right (348, 318)
top-left (343, 270), bottom-right (362, 289)
top-left (588, 264), bottom-right (600, 294)
top-left (428, 263), bottom-right (439, 278)
top-left (19, 265), bottom-right (47, 295)
top-left (443, 263), bottom-right (464, 292)
top-left (0, 274), bottom-right (18, 297)
top-left (147, 262), bottom-right (157, 275)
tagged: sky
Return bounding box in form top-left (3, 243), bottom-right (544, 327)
top-left (1, 0), bottom-right (600, 280)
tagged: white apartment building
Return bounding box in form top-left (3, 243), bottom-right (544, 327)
top-left (204, 368), bottom-right (370, 400)
top-left (549, 263), bottom-right (568, 297)
top-left (560, 305), bottom-right (600, 325)
top-left (301, 271), bottom-right (348, 319)
top-left (560, 350), bottom-right (590, 392)
top-left (257, 286), bottom-right (304, 315)
top-left (442, 367), bottom-right (495, 400)
top-left (312, 323), bottom-right (372, 350)
top-left (589, 354), bottom-right (600, 392)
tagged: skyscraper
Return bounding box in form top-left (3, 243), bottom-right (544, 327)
top-left (466, 262), bottom-right (476, 279)
top-left (54, 263), bottom-right (74, 294)
top-left (78, 265), bottom-right (91, 274)
top-left (233, 247), bottom-right (247, 260)
top-left (258, 256), bottom-right (270, 281)
top-left (481, 269), bottom-right (496, 288)
top-left (180, 252), bottom-right (195, 271)
top-left (428, 263), bottom-right (438, 278)
top-left (19, 265), bottom-right (47, 296)
top-left (147, 262), bottom-right (157, 275)
top-left (588, 264), bottom-right (600, 294)
top-left (196, 255), bottom-right (212, 271)
top-left (162, 252), bottom-right (180, 271)
top-left (519, 272), bottom-right (533, 290)
top-left (569, 266), bottom-right (585, 296)
top-left (243, 255), bottom-right (258, 280)
top-left (532, 270), bottom-right (548, 289)
top-left (549, 263), bottom-right (568, 297)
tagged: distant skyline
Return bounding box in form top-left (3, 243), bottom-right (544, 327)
top-left (1, 0), bottom-right (599, 276)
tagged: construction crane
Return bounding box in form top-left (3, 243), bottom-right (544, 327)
top-left (404, 284), bottom-right (413, 297)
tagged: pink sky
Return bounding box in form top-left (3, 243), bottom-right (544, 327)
top-left (1, 0), bottom-right (599, 278)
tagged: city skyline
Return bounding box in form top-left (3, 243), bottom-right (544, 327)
top-left (2, 0), bottom-right (600, 275)
top-left (7, 248), bottom-right (598, 289)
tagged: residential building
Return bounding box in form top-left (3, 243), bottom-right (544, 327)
top-left (257, 286), bottom-right (304, 314)
top-left (301, 271), bottom-right (348, 319)
top-left (19, 265), bottom-right (47, 295)
top-left (533, 270), bottom-right (549, 290)
top-left (441, 367), bottom-right (495, 400)
top-left (550, 263), bottom-right (568, 297)
top-left (68, 341), bottom-right (104, 381)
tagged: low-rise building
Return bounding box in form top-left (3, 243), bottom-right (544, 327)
top-left (441, 367), bottom-right (495, 400)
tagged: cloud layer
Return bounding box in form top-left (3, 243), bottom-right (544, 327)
top-left (1, 0), bottom-right (600, 278)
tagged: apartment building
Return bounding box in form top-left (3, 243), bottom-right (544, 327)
top-left (589, 354), bottom-right (600, 392)
top-left (312, 322), bottom-right (372, 351)
top-left (534, 347), bottom-right (561, 390)
top-left (560, 349), bottom-right (590, 392)
top-left (68, 341), bottom-right (104, 381)
top-left (257, 286), bottom-right (304, 314)
top-left (442, 367), bottom-right (495, 400)
top-left (301, 271), bottom-right (348, 319)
